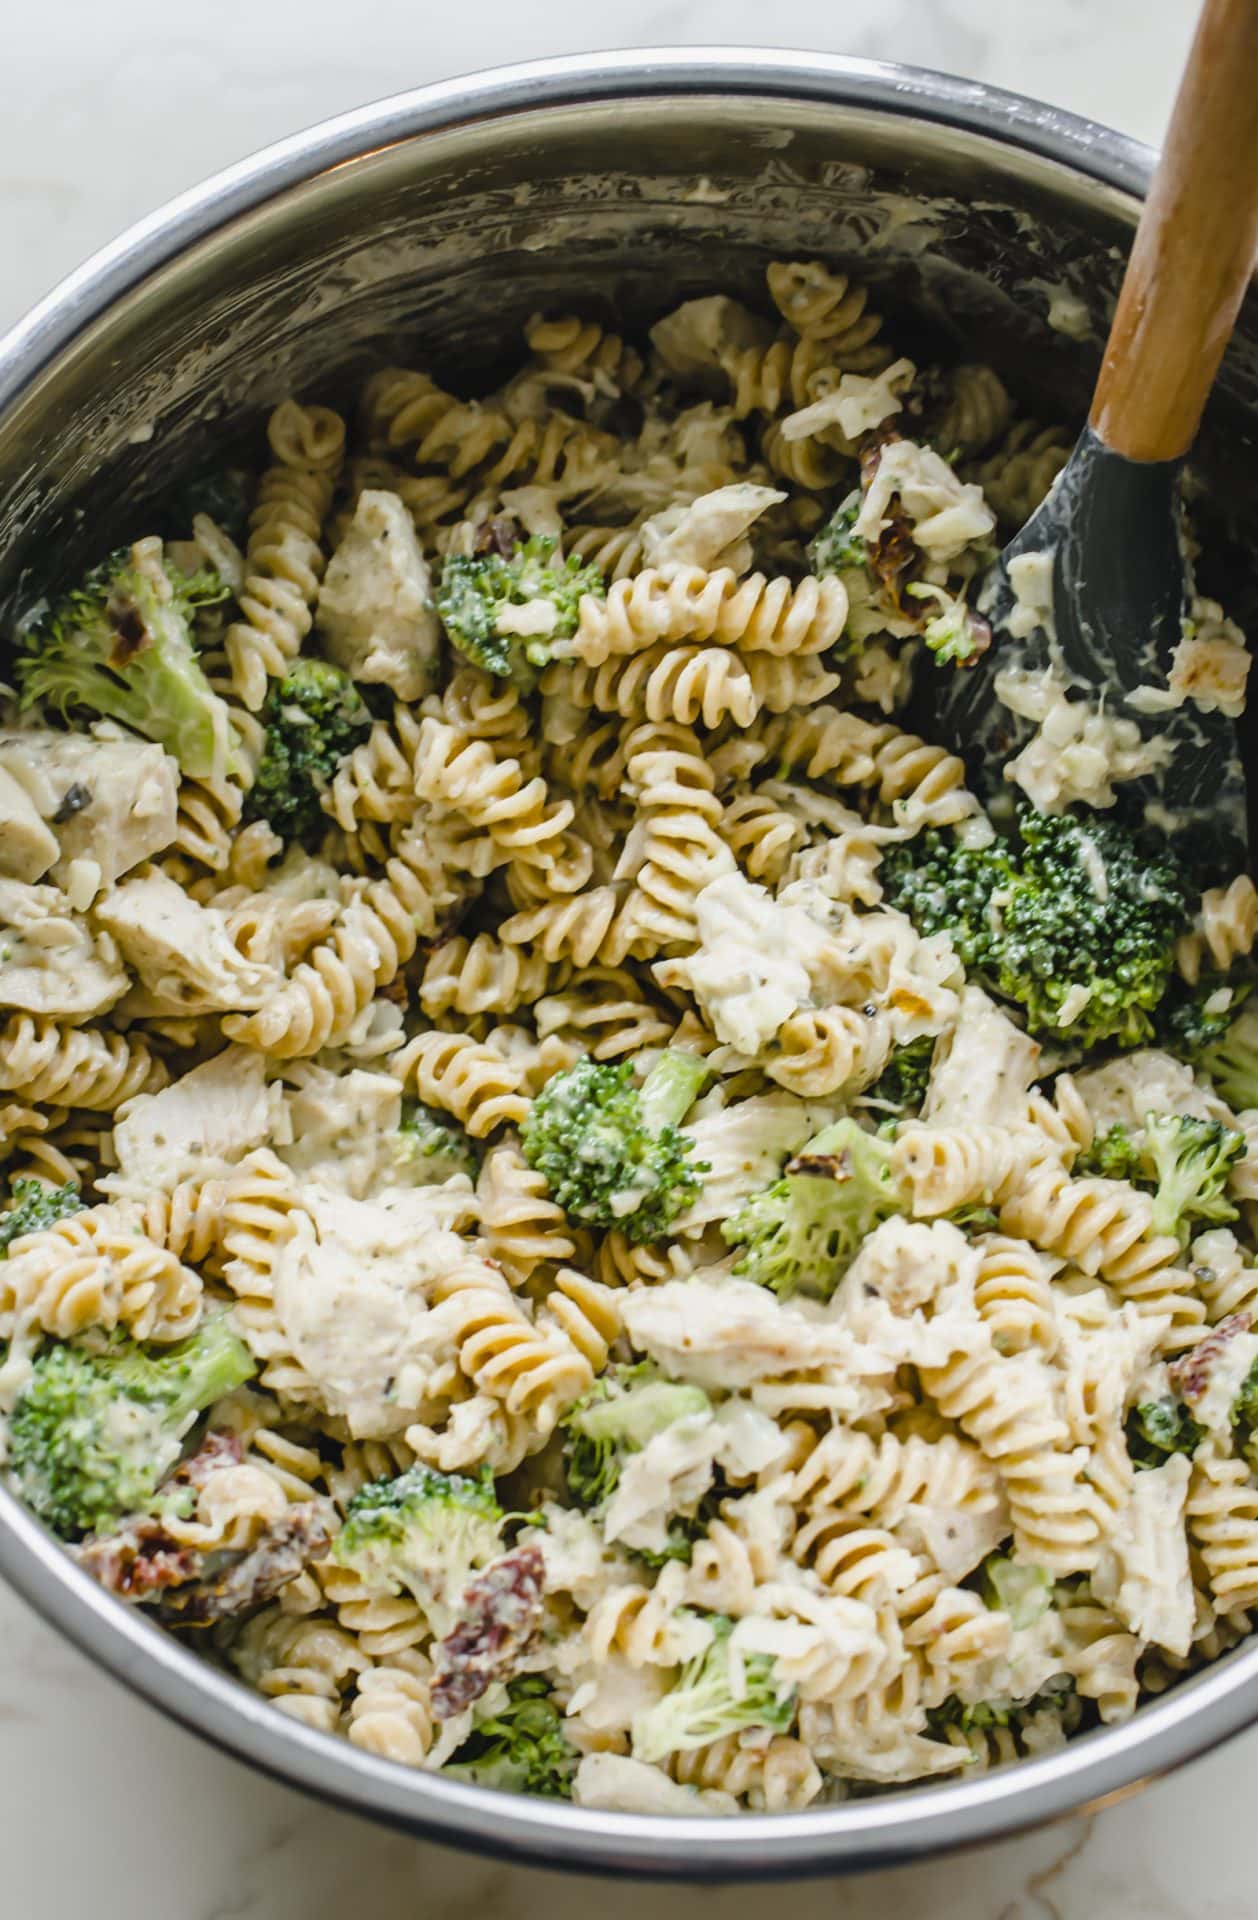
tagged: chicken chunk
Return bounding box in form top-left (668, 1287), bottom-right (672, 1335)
top-left (94, 871), bottom-right (276, 1013)
top-left (0, 767), bottom-right (59, 883)
top-left (316, 489), bottom-right (442, 699)
top-left (0, 878), bottom-right (129, 1019)
top-left (0, 728), bottom-right (178, 892)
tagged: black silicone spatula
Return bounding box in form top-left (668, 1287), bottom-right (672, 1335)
top-left (936, 0), bottom-right (1258, 868)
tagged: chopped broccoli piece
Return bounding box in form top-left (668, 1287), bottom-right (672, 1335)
top-left (981, 1554), bottom-right (1053, 1630)
top-left (1142, 1114), bottom-right (1243, 1241)
top-left (242, 658), bottom-right (371, 846)
top-left (167, 466), bottom-right (253, 547)
top-left (392, 1100), bottom-right (480, 1184)
top-left (722, 1118), bottom-right (906, 1300)
top-left (436, 533), bottom-right (605, 690)
top-left (1155, 976), bottom-right (1251, 1059)
top-left (0, 1178), bottom-right (83, 1255)
top-left (15, 542), bottom-right (237, 782)
top-left (6, 1316), bottom-right (256, 1539)
top-left (1125, 1396), bottom-right (1204, 1468)
top-left (333, 1463), bottom-right (504, 1634)
top-left (1232, 1358), bottom-right (1258, 1442)
top-left (632, 1614), bottom-right (794, 1764)
top-left (883, 807), bottom-right (1192, 1050)
top-left (521, 1051), bottom-right (710, 1243)
top-left (948, 1203), bottom-right (1001, 1235)
top-left (1074, 1114), bottom-right (1242, 1242)
top-left (1075, 1122), bottom-right (1144, 1182)
top-left (907, 583), bottom-right (990, 667)
top-left (1197, 1001), bottom-right (1258, 1113)
top-left (442, 1676), bottom-right (578, 1796)
top-left (562, 1361), bottom-right (711, 1509)
top-left (862, 1035), bottom-right (935, 1117)
top-left (807, 490), bottom-right (865, 576)
top-left (927, 1675), bottom-right (1076, 1737)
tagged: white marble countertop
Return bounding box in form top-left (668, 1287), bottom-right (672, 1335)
top-left (2, 1), bottom-right (1250, 1914)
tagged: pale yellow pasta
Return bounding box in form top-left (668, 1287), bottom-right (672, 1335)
top-left (0, 1016), bottom-right (165, 1111)
top-left (225, 401), bottom-right (346, 711)
top-left (570, 566), bottom-right (848, 665)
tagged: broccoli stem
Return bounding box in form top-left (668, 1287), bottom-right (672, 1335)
top-left (637, 1050), bottom-right (711, 1135)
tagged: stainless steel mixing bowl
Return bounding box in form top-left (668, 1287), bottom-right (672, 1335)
top-left (2, 47), bottom-right (1257, 1879)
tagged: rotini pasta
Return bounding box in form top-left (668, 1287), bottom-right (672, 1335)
top-left (3, 258), bottom-right (1252, 1819)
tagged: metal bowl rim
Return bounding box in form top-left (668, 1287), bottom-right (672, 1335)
top-left (1, 46), bottom-right (1250, 1879)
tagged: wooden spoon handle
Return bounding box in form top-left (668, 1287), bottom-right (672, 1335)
top-left (1090, 0), bottom-right (1258, 463)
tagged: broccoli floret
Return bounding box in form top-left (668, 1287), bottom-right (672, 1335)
top-left (242, 659), bottom-right (371, 846)
top-left (442, 1676), bottom-right (578, 1797)
top-left (1125, 1396), bottom-right (1204, 1468)
top-left (392, 1100), bottom-right (480, 1184)
top-left (333, 1463), bottom-right (504, 1634)
top-left (722, 1118), bottom-right (906, 1300)
top-left (521, 1051), bottom-right (710, 1243)
top-left (562, 1361), bottom-right (711, 1509)
top-left (15, 542), bottom-right (237, 782)
top-left (862, 1035), bottom-right (935, 1117)
top-left (6, 1316), bottom-right (256, 1539)
top-left (1197, 1002), bottom-right (1258, 1113)
top-left (1141, 1113), bottom-right (1243, 1241)
top-left (807, 490), bottom-right (865, 577)
top-left (883, 808), bottom-right (1192, 1051)
top-left (631, 1614), bottom-right (794, 1764)
top-left (1155, 976), bottom-right (1251, 1059)
top-left (436, 534), bottom-right (604, 690)
top-left (0, 1178), bottom-right (83, 1255)
top-left (980, 1554), bottom-right (1053, 1630)
top-left (1075, 1122), bottom-right (1144, 1182)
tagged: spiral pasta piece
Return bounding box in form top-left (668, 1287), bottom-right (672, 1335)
top-left (570, 566), bottom-right (848, 665)
top-left (393, 1030), bottom-right (529, 1139)
top-left (427, 1255), bottom-right (592, 1424)
top-left (1177, 875), bottom-right (1258, 984)
top-left (477, 1145), bottom-right (576, 1283)
top-left (0, 1017), bottom-right (165, 1111)
top-left (225, 401), bottom-right (345, 710)
top-left (0, 1206), bottom-right (202, 1346)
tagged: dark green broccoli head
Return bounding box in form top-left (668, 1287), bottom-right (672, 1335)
top-left (1197, 1002), bottom-right (1258, 1113)
top-left (1155, 978), bottom-right (1251, 1059)
top-left (393, 1100), bottom-right (480, 1184)
top-left (167, 466), bottom-right (254, 546)
top-left (442, 1676), bottom-right (578, 1797)
top-left (1141, 1113), bottom-right (1243, 1241)
top-left (6, 1316), bottom-right (256, 1539)
top-left (562, 1361), bottom-right (711, 1509)
top-left (807, 491), bottom-right (865, 577)
top-left (15, 542), bottom-right (237, 781)
top-left (1125, 1396), bottom-right (1204, 1468)
top-left (722, 1119), bottom-right (906, 1300)
top-left (1075, 1122), bottom-right (1144, 1182)
top-left (0, 1178), bottom-right (83, 1255)
top-left (631, 1614), bottom-right (794, 1764)
top-left (437, 532), bottom-right (605, 690)
top-left (522, 1051), bottom-right (709, 1243)
top-left (862, 1036), bottom-right (935, 1118)
top-left (333, 1463), bottom-right (504, 1633)
top-left (884, 808), bottom-right (1192, 1051)
top-left (242, 658), bottom-right (371, 846)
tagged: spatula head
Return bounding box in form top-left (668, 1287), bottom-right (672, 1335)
top-left (933, 425), bottom-right (1247, 879)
